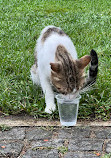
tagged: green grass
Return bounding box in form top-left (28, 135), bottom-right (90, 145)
top-left (0, 0), bottom-right (111, 120)
top-left (0, 125), bottom-right (11, 132)
top-left (101, 153), bottom-right (111, 158)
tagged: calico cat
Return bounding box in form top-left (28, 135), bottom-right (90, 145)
top-left (30, 26), bottom-right (98, 114)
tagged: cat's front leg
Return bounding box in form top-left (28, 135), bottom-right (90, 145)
top-left (45, 95), bottom-right (56, 114)
top-left (40, 76), bottom-right (56, 114)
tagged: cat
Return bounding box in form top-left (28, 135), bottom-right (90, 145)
top-left (30, 25), bottom-right (98, 114)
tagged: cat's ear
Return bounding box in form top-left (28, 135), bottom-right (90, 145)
top-left (76, 55), bottom-right (91, 69)
top-left (50, 62), bottom-right (61, 73)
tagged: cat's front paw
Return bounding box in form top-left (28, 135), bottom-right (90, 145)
top-left (45, 104), bottom-right (56, 114)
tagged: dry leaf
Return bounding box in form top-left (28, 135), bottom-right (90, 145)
top-left (95, 153), bottom-right (101, 156)
top-left (44, 139), bottom-right (48, 142)
top-left (1, 146), bottom-right (6, 149)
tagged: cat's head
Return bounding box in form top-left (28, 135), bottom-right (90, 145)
top-left (50, 45), bottom-right (91, 94)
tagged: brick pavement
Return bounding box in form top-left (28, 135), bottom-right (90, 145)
top-left (0, 126), bottom-right (111, 158)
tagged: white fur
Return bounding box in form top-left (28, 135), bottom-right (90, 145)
top-left (31, 26), bottom-right (78, 114)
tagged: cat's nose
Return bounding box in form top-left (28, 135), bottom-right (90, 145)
top-left (61, 89), bottom-right (68, 95)
top-left (67, 88), bottom-right (73, 94)
top-left (62, 91), bottom-right (68, 95)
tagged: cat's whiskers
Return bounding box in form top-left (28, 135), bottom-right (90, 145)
top-left (80, 79), bottom-right (96, 93)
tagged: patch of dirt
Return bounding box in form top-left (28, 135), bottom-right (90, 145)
top-left (0, 113), bottom-right (111, 127)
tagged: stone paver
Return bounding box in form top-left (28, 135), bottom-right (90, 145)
top-left (31, 139), bottom-right (63, 148)
top-left (94, 127), bottom-right (111, 139)
top-left (106, 140), bottom-right (111, 153)
top-left (0, 141), bottom-right (23, 158)
top-left (0, 126), bottom-right (111, 158)
top-left (22, 149), bottom-right (58, 158)
top-left (64, 151), bottom-right (99, 158)
top-left (0, 127), bottom-right (25, 140)
top-left (68, 139), bottom-right (103, 151)
top-left (26, 127), bottom-right (53, 140)
top-left (58, 127), bottom-right (90, 139)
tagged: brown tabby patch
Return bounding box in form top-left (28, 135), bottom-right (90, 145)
top-left (31, 50), bottom-right (38, 74)
top-left (50, 45), bottom-right (86, 94)
top-left (31, 64), bottom-right (37, 74)
top-left (34, 51), bottom-right (37, 67)
top-left (42, 27), bottom-right (66, 42)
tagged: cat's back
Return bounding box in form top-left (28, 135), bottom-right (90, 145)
top-left (37, 25), bottom-right (66, 44)
top-left (36, 26), bottom-right (77, 60)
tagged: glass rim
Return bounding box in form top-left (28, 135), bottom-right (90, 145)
top-left (55, 94), bottom-right (81, 103)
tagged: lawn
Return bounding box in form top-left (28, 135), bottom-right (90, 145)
top-left (0, 0), bottom-right (111, 120)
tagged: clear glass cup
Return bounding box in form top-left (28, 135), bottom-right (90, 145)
top-left (56, 94), bottom-right (81, 126)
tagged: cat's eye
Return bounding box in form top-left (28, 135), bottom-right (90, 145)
top-left (57, 87), bottom-right (61, 90)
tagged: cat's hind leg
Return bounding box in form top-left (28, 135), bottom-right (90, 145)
top-left (30, 64), bottom-right (40, 85)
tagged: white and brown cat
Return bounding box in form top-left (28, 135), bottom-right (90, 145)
top-left (30, 26), bottom-right (98, 114)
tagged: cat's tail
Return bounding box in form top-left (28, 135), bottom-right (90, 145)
top-left (82, 49), bottom-right (98, 90)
